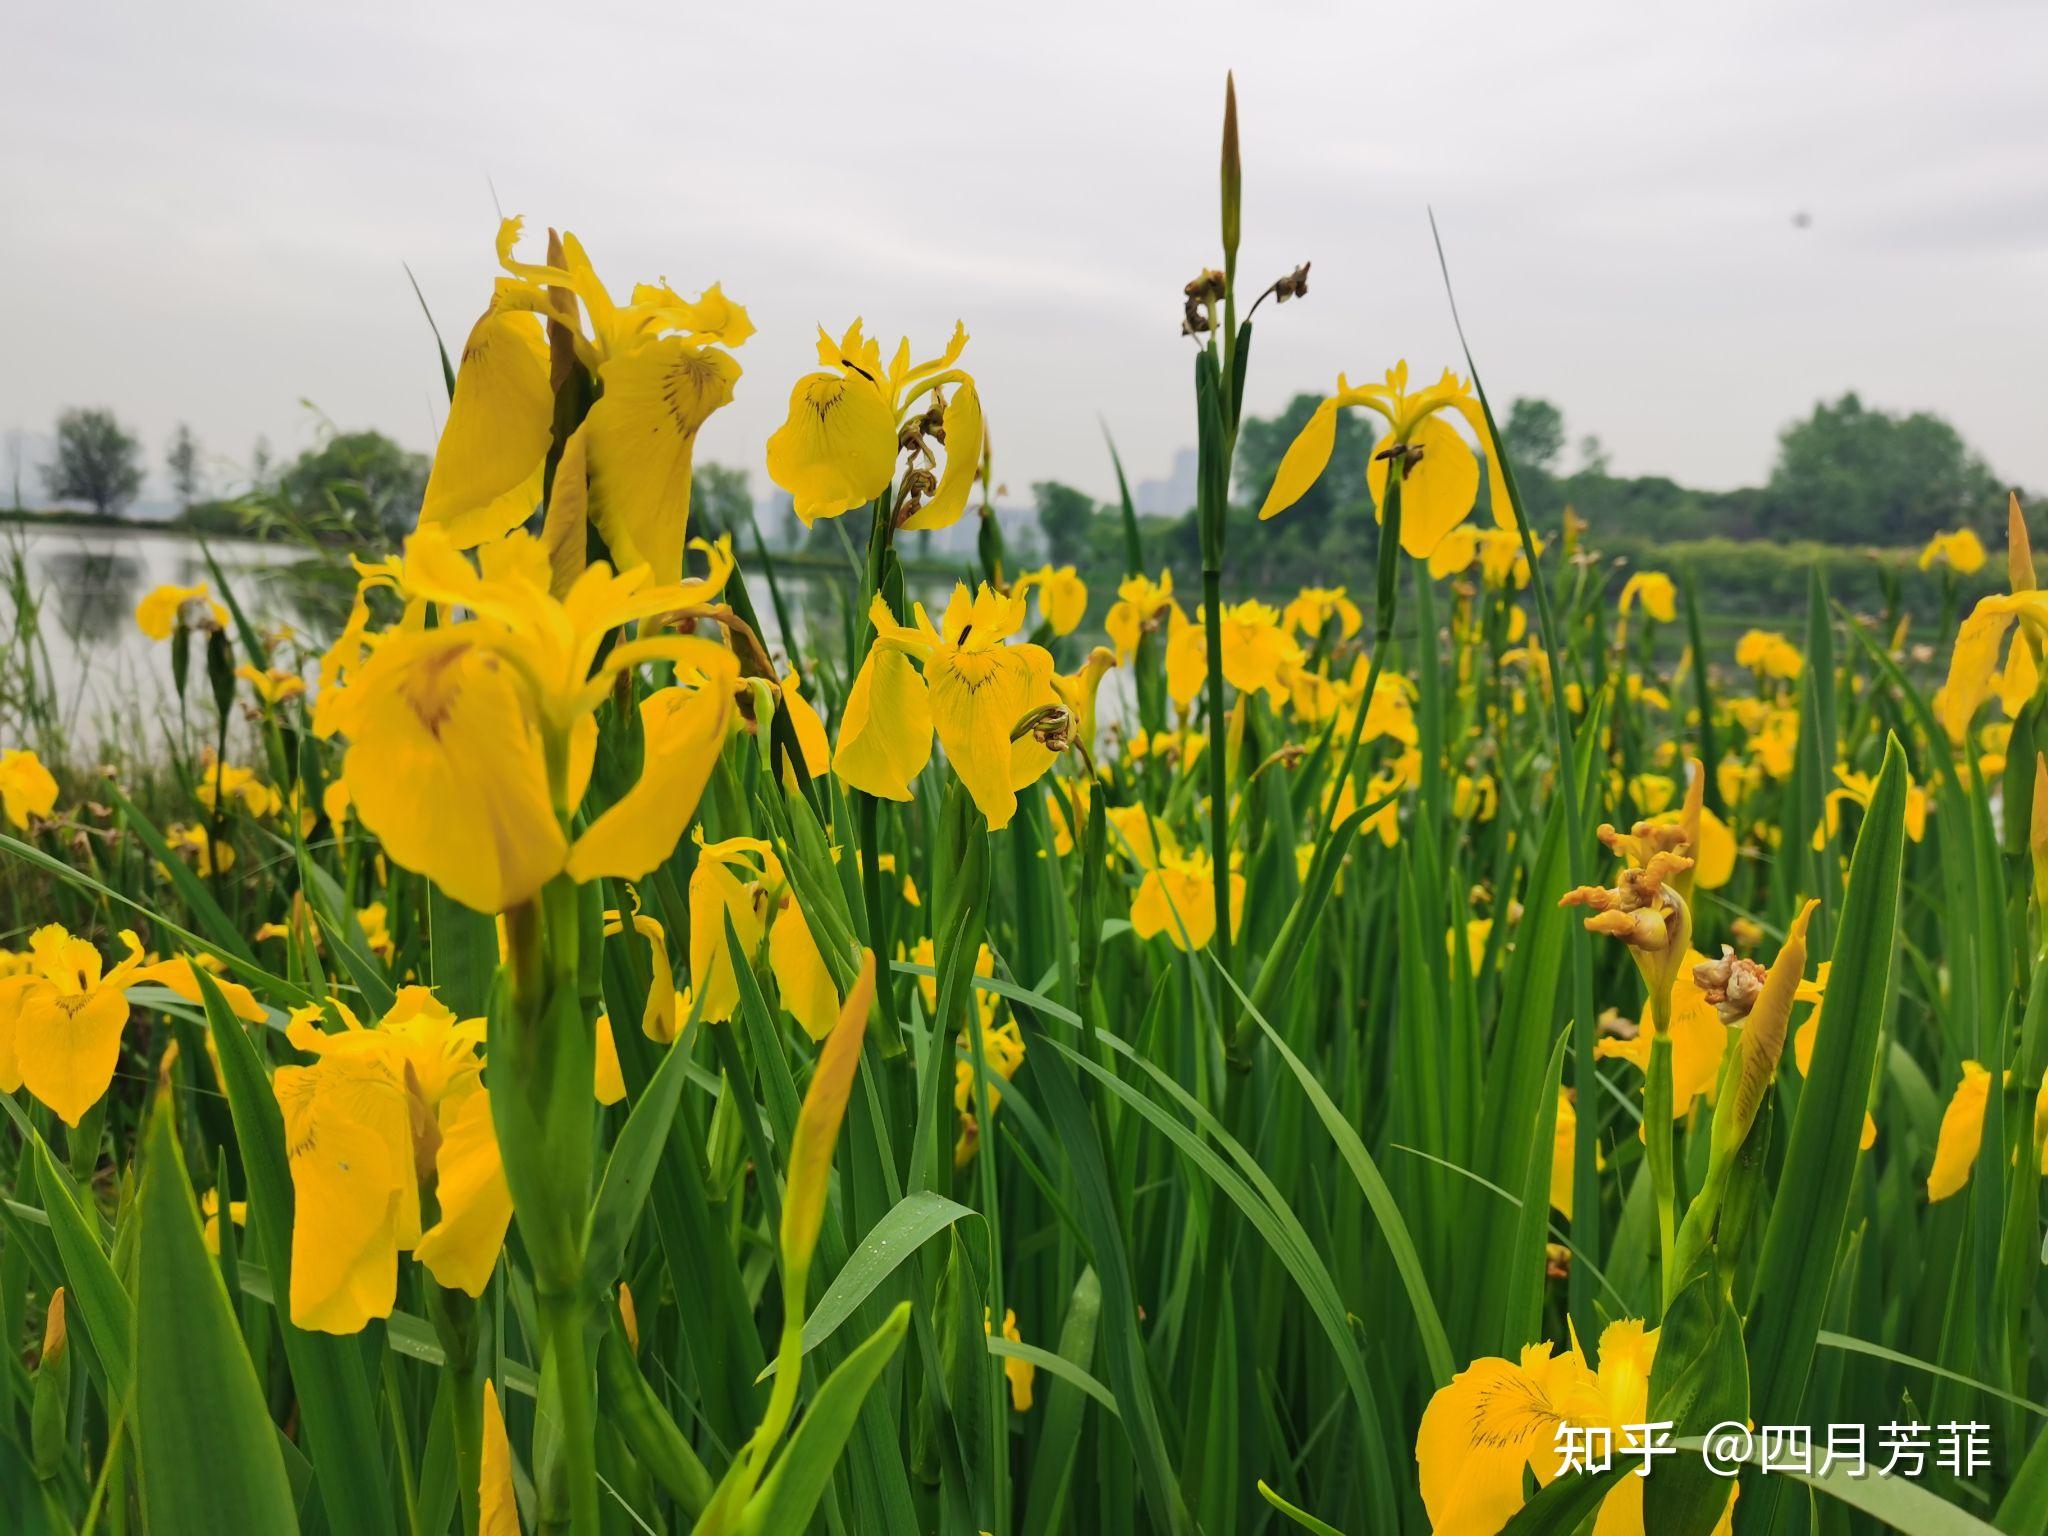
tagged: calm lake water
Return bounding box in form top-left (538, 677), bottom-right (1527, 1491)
top-left (1, 520), bottom-right (314, 756)
top-left (0, 518), bottom-right (1133, 760)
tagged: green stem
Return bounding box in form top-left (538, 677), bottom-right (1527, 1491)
top-left (1645, 1033), bottom-right (1676, 1311)
top-left (1201, 567), bottom-right (1232, 979)
top-left (537, 1290), bottom-right (600, 1536)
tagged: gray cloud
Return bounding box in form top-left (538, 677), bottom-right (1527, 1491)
top-left (5, 0), bottom-right (2043, 512)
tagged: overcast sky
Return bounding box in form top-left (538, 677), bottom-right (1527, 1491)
top-left (7, 0), bottom-right (2044, 512)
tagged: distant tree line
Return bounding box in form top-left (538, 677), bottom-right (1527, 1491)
top-left (1021, 390), bottom-right (2022, 599)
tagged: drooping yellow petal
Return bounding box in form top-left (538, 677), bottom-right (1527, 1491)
top-left (780, 952), bottom-right (875, 1281)
top-left (584, 338), bottom-right (741, 583)
top-left (769, 899), bottom-right (840, 1043)
top-left (1368, 415), bottom-right (1480, 560)
top-left (901, 379), bottom-right (985, 532)
top-left (13, 983), bottom-right (128, 1127)
top-left (781, 670), bottom-right (831, 778)
top-left (594, 1016), bottom-right (626, 1105)
top-left (339, 630), bottom-right (565, 914)
top-left (480, 1380), bottom-right (520, 1536)
top-left (1939, 595), bottom-right (2021, 744)
top-left (832, 644), bottom-right (934, 801)
top-left (414, 1084), bottom-right (513, 1296)
top-left (766, 370), bottom-right (896, 524)
top-left (1928, 1061), bottom-right (1992, 1201)
top-left (418, 305), bottom-right (553, 547)
top-left (275, 1057), bottom-right (411, 1334)
top-left (1256, 398), bottom-right (1340, 521)
top-left (567, 667), bottom-right (736, 885)
top-left (539, 423), bottom-right (591, 598)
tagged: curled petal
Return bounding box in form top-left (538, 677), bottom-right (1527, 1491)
top-left (902, 379), bottom-right (985, 532)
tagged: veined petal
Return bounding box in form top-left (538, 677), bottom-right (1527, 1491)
top-left (567, 668), bottom-right (736, 885)
top-left (15, 985), bottom-right (127, 1126)
top-left (766, 371), bottom-right (895, 524)
top-left (1368, 415), bottom-right (1481, 559)
top-left (1416, 1347), bottom-right (1574, 1535)
top-left (584, 338), bottom-right (741, 584)
top-left (928, 640), bottom-right (1057, 828)
top-left (901, 379), bottom-right (984, 532)
top-left (832, 645), bottom-right (933, 801)
top-left (340, 630), bottom-right (566, 914)
top-left (418, 306), bottom-right (552, 548)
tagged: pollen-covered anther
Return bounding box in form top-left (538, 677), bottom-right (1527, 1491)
top-left (1693, 945), bottom-right (1769, 1023)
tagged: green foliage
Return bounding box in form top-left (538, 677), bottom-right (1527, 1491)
top-left (1768, 391), bottom-right (2008, 544)
top-left (1031, 479), bottom-right (1098, 565)
top-left (43, 407), bottom-right (145, 517)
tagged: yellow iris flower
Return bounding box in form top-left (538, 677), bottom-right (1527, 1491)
top-left (274, 987), bottom-right (512, 1332)
top-left (1735, 629), bottom-right (1803, 681)
top-left (0, 924), bottom-right (263, 1126)
top-left (1257, 361), bottom-right (1510, 560)
top-left (135, 582), bottom-right (226, 641)
top-left (766, 320), bottom-right (984, 528)
top-left (1416, 1319), bottom-right (1735, 1535)
top-left (1280, 585), bottom-right (1363, 642)
top-left (833, 585), bottom-right (1060, 828)
top-left (1813, 764), bottom-right (1928, 849)
top-left (318, 525), bottom-right (740, 913)
top-left (1014, 565), bottom-right (1089, 637)
top-left (1104, 571), bottom-right (1181, 661)
top-left (0, 749), bottom-right (58, 829)
top-left (419, 217), bottom-right (752, 582)
top-left (1939, 495), bottom-right (2042, 742)
top-left (1617, 570), bottom-right (1677, 624)
top-left (1918, 527), bottom-right (1987, 575)
top-left (688, 836), bottom-right (839, 1040)
top-left (1429, 525), bottom-right (1537, 588)
top-left (235, 664), bottom-right (307, 709)
top-left (954, 1015), bottom-right (1026, 1167)
top-left (1130, 850), bottom-right (1244, 952)
top-left (1163, 600), bottom-right (1303, 710)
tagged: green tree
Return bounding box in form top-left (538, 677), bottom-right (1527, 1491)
top-left (166, 424), bottom-right (203, 508)
top-left (1501, 397), bottom-right (1566, 474)
top-left (274, 429), bottom-right (429, 541)
top-left (693, 462), bottom-right (753, 538)
top-left (1767, 393), bottom-right (2005, 544)
top-left (43, 408), bottom-right (144, 517)
top-left (1032, 480), bottom-right (1097, 565)
top-left (1233, 392), bottom-right (1375, 544)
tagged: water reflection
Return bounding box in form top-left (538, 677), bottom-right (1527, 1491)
top-left (3, 523), bottom-right (304, 754)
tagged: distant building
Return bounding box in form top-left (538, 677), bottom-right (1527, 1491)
top-left (1133, 447), bottom-right (1198, 518)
